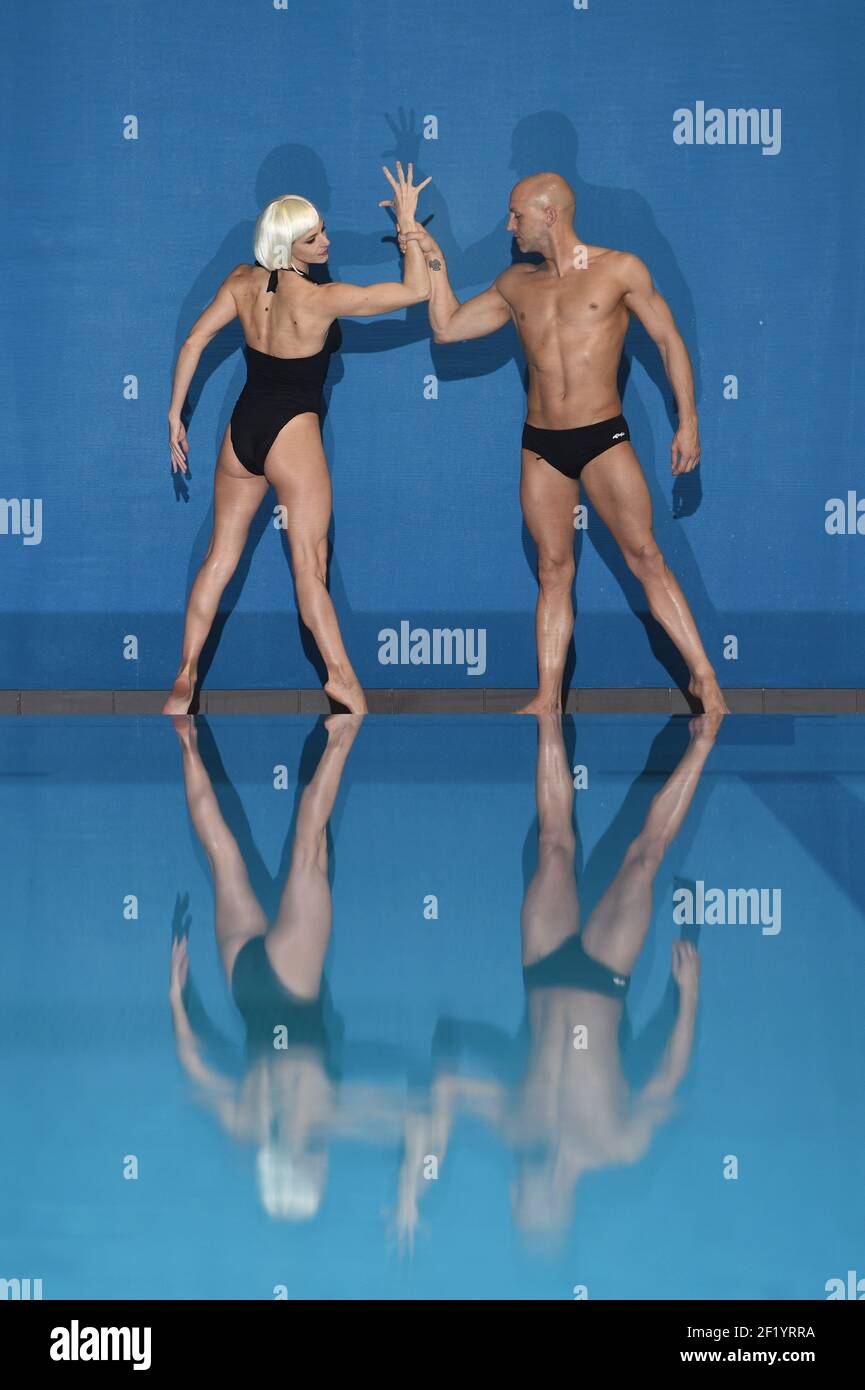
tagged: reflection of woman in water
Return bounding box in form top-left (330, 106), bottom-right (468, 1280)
top-left (396, 713), bottom-right (720, 1248)
top-left (168, 713), bottom-right (406, 1221)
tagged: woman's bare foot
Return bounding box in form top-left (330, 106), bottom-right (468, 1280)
top-left (515, 694), bottom-right (562, 715)
top-left (324, 674), bottom-right (368, 714)
top-left (162, 670), bottom-right (195, 715)
top-left (688, 669), bottom-right (729, 715)
top-left (171, 714), bottom-right (197, 747)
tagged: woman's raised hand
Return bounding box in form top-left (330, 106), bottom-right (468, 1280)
top-left (169, 934), bottom-right (190, 1002)
top-left (379, 160), bottom-right (431, 231)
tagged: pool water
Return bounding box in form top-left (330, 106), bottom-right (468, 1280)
top-left (1, 714), bottom-right (862, 1301)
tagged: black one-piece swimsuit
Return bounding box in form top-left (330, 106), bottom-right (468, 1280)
top-left (229, 264), bottom-right (342, 477)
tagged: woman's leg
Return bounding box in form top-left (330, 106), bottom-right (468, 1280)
top-left (173, 717), bottom-right (268, 982)
top-left (163, 427), bottom-right (269, 714)
top-left (264, 414), bottom-right (368, 714)
top-left (265, 714), bottom-right (363, 997)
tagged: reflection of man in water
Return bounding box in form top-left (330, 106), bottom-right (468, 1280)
top-left (396, 713), bottom-right (719, 1248)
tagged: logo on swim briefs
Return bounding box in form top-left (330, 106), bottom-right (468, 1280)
top-left (673, 880), bottom-right (781, 935)
top-left (611, 431), bottom-right (626, 440)
top-left (0, 497), bottom-right (42, 545)
top-left (673, 102), bottom-right (781, 156)
top-left (378, 621), bottom-right (486, 676)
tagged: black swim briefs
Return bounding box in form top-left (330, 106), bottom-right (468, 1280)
top-left (522, 414), bottom-right (630, 480)
top-left (523, 933), bottom-right (630, 1000)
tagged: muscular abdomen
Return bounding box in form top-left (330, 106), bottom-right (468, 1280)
top-left (524, 303), bottom-right (629, 429)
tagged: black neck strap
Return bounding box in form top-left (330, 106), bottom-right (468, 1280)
top-left (255, 260), bottom-right (310, 294)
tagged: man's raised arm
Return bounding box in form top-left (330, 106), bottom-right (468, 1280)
top-left (400, 223), bottom-right (511, 343)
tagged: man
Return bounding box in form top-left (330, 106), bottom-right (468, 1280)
top-left (391, 712), bottom-right (715, 1248)
top-left (399, 170), bottom-right (728, 715)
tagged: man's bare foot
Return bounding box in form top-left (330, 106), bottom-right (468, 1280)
top-left (688, 669), bottom-right (729, 715)
top-left (324, 713), bottom-right (364, 746)
top-left (324, 712), bottom-right (364, 730)
top-left (162, 671), bottom-right (195, 715)
top-left (688, 712), bottom-right (724, 741)
top-left (324, 675), bottom-right (368, 714)
top-left (514, 694), bottom-right (562, 715)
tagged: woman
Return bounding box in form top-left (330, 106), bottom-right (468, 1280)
top-left (163, 161), bottom-right (431, 715)
top-left (169, 713), bottom-right (415, 1224)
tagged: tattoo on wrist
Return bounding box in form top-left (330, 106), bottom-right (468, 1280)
top-left (428, 257), bottom-right (442, 272)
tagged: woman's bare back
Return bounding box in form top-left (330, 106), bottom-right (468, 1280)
top-left (230, 263), bottom-right (335, 358)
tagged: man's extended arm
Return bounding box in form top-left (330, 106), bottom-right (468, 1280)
top-left (417, 232), bottom-right (460, 338)
top-left (620, 253), bottom-right (701, 472)
top-left (637, 985), bottom-right (699, 1106)
top-left (616, 977), bottom-right (698, 1164)
top-left (400, 223), bottom-right (511, 343)
top-left (617, 940), bottom-right (700, 1163)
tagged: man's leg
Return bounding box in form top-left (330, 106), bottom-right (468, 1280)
top-left (518, 449), bottom-right (580, 714)
top-left (581, 715), bottom-right (719, 975)
top-left (520, 715), bottom-right (580, 966)
top-left (580, 442), bottom-right (728, 714)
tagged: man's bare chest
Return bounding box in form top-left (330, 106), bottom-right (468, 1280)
top-left (505, 270), bottom-right (626, 347)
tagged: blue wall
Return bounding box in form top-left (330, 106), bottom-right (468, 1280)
top-left (2, 0), bottom-right (863, 688)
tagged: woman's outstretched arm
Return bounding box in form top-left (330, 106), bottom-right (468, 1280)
top-left (318, 160), bottom-right (431, 319)
top-left (319, 243), bottom-right (430, 317)
top-left (169, 936), bottom-right (236, 1102)
top-left (167, 269), bottom-right (242, 470)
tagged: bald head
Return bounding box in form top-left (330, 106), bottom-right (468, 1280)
top-left (506, 172), bottom-right (577, 254)
top-left (513, 172), bottom-right (575, 217)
